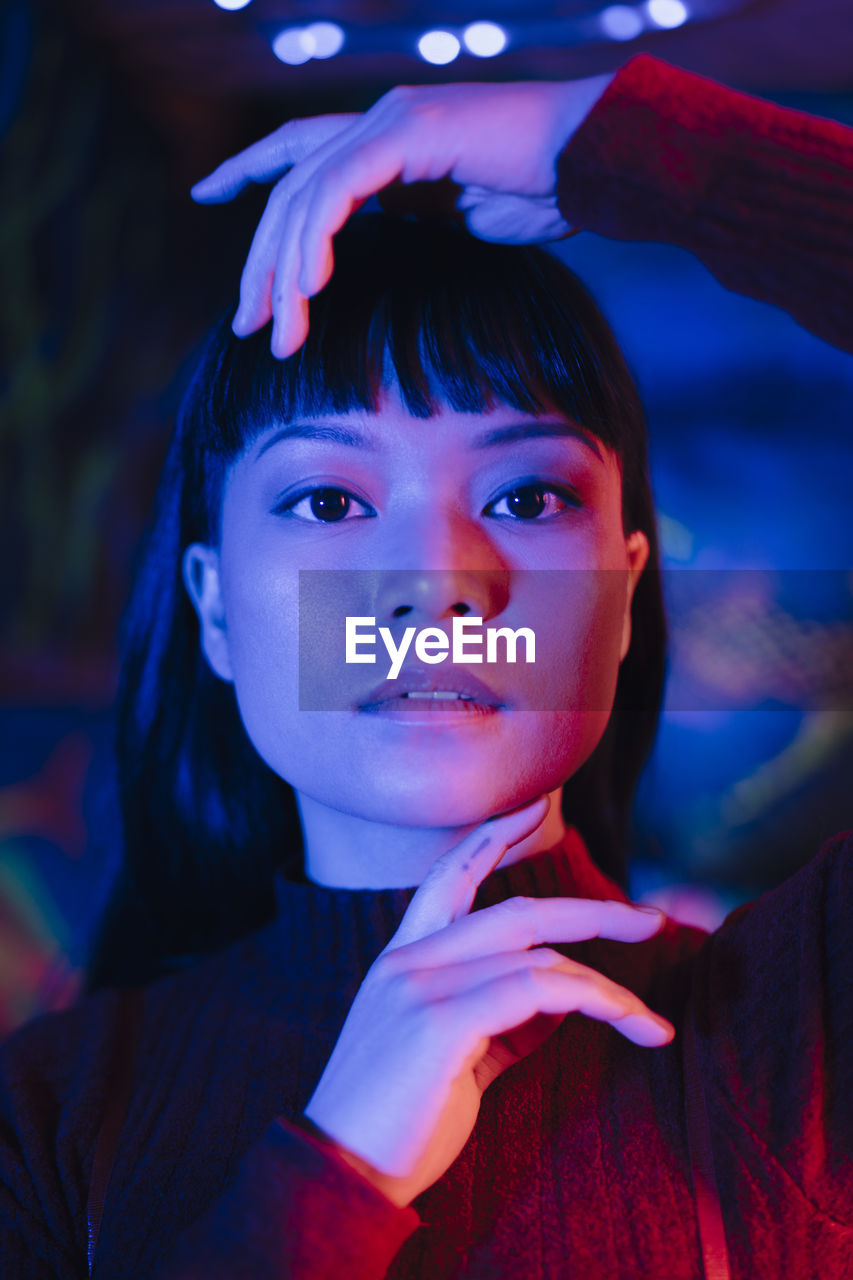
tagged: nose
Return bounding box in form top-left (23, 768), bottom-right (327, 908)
top-left (374, 568), bottom-right (510, 627)
top-left (373, 508), bottom-right (510, 626)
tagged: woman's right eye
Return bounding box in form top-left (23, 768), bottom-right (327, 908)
top-left (274, 486), bottom-right (375, 524)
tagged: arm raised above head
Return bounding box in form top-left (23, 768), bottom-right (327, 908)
top-left (192, 57), bottom-right (853, 358)
top-left (555, 54), bottom-right (853, 355)
top-left (190, 76), bottom-right (614, 358)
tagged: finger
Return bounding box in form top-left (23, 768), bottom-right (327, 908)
top-left (446, 967), bottom-right (675, 1049)
top-left (270, 184), bottom-right (314, 357)
top-left (297, 95), bottom-right (463, 298)
top-left (235, 115), bottom-right (383, 335)
top-left (390, 896), bottom-right (665, 969)
top-left (386, 795), bottom-right (551, 952)
top-left (400, 946), bottom-right (572, 999)
top-left (399, 946), bottom-right (602, 1002)
top-left (191, 115), bottom-right (360, 203)
top-left (292, 188), bottom-right (378, 324)
top-left (232, 183), bottom-right (289, 334)
top-left (416, 952), bottom-right (674, 1046)
top-left (297, 134), bottom-right (411, 297)
top-left (462, 193), bottom-right (573, 245)
top-left (234, 166), bottom-right (321, 336)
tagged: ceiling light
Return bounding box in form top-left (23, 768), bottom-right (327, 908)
top-left (212, 0), bottom-right (253, 10)
top-left (646, 0), bottom-right (689, 28)
top-left (599, 5), bottom-right (645, 40)
top-left (272, 27), bottom-right (313, 65)
top-left (305, 21), bottom-right (345, 59)
top-left (417, 30), bottom-right (461, 65)
top-left (462, 21), bottom-right (508, 57)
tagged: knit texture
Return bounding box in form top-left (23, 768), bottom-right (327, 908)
top-left (1, 826), bottom-right (851, 1277)
top-left (557, 54), bottom-right (853, 354)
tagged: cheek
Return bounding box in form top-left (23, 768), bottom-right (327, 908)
top-left (219, 542), bottom-right (302, 755)
top-left (521, 569), bottom-right (629, 712)
top-left (577, 571), bottom-right (631, 707)
top-left (228, 566), bottom-right (298, 668)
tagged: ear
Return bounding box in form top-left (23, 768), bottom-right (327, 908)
top-left (182, 544), bottom-right (234, 682)
top-left (619, 530), bottom-right (650, 662)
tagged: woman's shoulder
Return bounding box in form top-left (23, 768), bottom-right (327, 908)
top-left (0, 983), bottom-right (122, 1097)
top-left (0, 924), bottom-right (293, 1275)
top-left (690, 826), bottom-right (852, 1050)
top-left (0, 983), bottom-right (133, 1271)
top-left (592, 829), bottom-right (853, 1025)
top-left (686, 829), bottom-right (853, 1231)
top-left (0, 924), bottom-right (265, 1102)
top-left (699, 826), bottom-right (851, 980)
top-left (639, 828), bottom-right (851, 1029)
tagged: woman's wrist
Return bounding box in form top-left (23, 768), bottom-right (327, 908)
top-left (296, 1113), bottom-right (413, 1208)
top-left (549, 71), bottom-right (616, 159)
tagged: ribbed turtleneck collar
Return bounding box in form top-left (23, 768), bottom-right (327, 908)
top-left (264, 828), bottom-right (627, 1012)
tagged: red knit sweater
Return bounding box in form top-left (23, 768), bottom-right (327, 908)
top-left (2, 824), bottom-right (851, 1278)
top-left (1, 55), bottom-right (851, 1280)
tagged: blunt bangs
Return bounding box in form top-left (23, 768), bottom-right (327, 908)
top-left (180, 214), bottom-right (646, 543)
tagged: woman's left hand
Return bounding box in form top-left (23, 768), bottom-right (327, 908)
top-left (190, 76), bottom-right (612, 358)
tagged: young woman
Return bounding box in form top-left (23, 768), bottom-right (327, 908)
top-left (1, 55), bottom-right (850, 1280)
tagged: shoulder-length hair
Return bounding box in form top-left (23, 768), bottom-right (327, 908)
top-left (85, 214), bottom-right (666, 992)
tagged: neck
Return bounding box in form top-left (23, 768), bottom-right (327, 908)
top-left (296, 784), bottom-right (568, 889)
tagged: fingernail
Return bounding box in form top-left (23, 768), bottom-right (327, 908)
top-left (271, 325), bottom-right (290, 360)
top-left (635, 905), bottom-right (663, 915)
top-left (190, 179), bottom-right (216, 200)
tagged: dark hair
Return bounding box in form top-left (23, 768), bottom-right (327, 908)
top-left (85, 214), bottom-right (666, 993)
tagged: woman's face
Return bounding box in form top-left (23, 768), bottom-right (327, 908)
top-left (184, 380), bottom-right (648, 848)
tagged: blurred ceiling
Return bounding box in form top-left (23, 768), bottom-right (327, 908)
top-left (50, 0), bottom-right (853, 181)
top-left (63, 0), bottom-right (853, 108)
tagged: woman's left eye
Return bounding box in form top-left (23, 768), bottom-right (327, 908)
top-left (485, 484), bottom-right (580, 521)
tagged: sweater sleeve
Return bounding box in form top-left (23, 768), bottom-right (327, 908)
top-left (0, 993), bottom-right (119, 1279)
top-left (0, 984), bottom-right (421, 1280)
top-left (556, 54), bottom-right (853, 354)
top-left (689, 830), bottom-right (853, 1267)
top-left (150, 1116), bottom-right (421, 1280)
top-left (0, 1132), bottom-right (80, 1278)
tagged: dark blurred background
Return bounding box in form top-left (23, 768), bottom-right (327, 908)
top-left (1, 0), bottom-right (851, 1036)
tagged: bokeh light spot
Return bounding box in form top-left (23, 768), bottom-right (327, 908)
top-left (272, 27), bottom-right (313, 65)
top-left (463, 21), bottom-right (508, 57)
top-left (646, 0), bottom-right (689, 27)
top-left (305, 21), bottom-right (346, 59)
top-left (418, 30), bottom-right (461, 65)
top-left (599, 5), bottom-right (645, 40)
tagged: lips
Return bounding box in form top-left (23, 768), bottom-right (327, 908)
top-left (359, 666), bottom-right (505, 710)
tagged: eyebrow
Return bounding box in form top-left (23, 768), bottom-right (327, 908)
top-left (254, 418), bottom-right (602, 461)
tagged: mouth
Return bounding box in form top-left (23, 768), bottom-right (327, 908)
top-left (358, 694), bottom-right (504, 722)
top-left (358, 668), bottom-right (505, 714)
top-left (400, 691), bottom-right (477, 700)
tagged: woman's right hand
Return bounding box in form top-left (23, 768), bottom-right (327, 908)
top-left (190, 75), bottom-right (614, 357)
top-left (303, 794), bottom-right (674, 1208)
